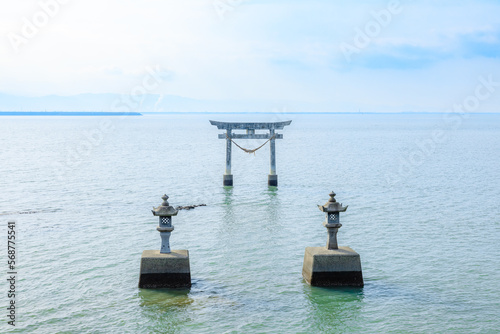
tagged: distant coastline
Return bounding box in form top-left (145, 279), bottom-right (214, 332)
top-left (0, 112), bottom-right (142, 116)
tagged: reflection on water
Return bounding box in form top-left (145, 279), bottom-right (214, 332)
top-left (223, 186), bottom-right (233, 203)
top-left (137, 282), bottom-right (244, 333)
top-left (220, 186), bottom-right (235, 234)
top-left (262, 187), bottom-right (282, 234)
top-left (304, 284), bottom-right (364, 333)
top-left (139, 288), bottom-right (193, 308)
top-left (222, 187), bottom-right (234, 211)
top-left (138, 288), bottom-right (193, 333)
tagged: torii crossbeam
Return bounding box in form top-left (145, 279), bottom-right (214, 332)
top-left (210, 120), bottom-right (292, 187)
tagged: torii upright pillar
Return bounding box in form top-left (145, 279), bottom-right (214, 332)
top-left (224, 129), bottom-right (233, 186)
top-left (268, 129), bottom-right (278, 186)
top-left (210, 120), bottom-right (292, 187)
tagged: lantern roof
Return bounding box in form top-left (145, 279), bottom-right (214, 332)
top-left (152, 194), bottom-right (178, 217)
top-left (318, 191), bottom-right (348, 213)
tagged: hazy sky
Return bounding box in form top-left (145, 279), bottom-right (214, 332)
top-left (1, 0), bottom-right (500, 112)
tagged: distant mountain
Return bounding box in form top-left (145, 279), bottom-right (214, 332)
top-left (0, 92), bottom-right (203, 112)
top-left (0, 93), bottom-right (308, 113)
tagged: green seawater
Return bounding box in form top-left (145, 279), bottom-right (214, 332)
top-left (1, 113), bottom-right (499, 333)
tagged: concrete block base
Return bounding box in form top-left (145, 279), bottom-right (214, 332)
top-left (223, 174), bottom-right (233, 186)
top-left (139, 250), bottom-right (191, 289)
top-left (268, 174), bottom-right (278, 187)
top-left (302, 246), bottom-right (363, 287)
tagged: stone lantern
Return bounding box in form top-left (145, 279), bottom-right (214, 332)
top-left (139, 194), bottom-right (191, 289)
top-left (152, 194), bottom-right (178, 254)
top-left (318, 191), bottom-right (348, 250)
top-left (302, 191), bottom-right (363, 287)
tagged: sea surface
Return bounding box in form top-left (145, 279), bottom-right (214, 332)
top-left (1, 113), bottom-right (499, 333)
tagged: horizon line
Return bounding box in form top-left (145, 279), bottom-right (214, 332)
top-left (1, 111), bottom-right (499, 116)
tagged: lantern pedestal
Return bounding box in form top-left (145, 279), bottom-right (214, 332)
top-left (302, 246), bottom-right (363, 287)
top-left (139, 250), bottom-right (191, 289)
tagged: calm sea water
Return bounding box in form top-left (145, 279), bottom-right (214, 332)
top-left (1, 113), bottom-right (499, 333)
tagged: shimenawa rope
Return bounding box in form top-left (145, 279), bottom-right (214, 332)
top-left (225, 133), bottom-right (276, 155)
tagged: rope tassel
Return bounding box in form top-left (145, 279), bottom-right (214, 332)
top-left (226, 133), bottom-right (275, 155)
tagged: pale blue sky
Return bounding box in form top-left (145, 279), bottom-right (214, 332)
top-left (1, 0), bottom-right (499, 112)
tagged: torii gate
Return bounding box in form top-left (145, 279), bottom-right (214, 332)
top-left (210, 120), bottom-right (292, 187)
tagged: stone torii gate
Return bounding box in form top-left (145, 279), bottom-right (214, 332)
top-left (210, 120), bottom-right (292, 187)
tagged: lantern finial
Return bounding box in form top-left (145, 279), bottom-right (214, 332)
top-left (161, 194), bottom-right (169, 206)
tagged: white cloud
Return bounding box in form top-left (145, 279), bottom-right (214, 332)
top-left (0, 0), bottom-right (499, 111)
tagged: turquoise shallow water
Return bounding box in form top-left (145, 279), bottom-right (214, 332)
top-left (1, 113), bottom-right (499, 333)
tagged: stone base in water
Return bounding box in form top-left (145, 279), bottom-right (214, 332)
top-left (139, 250), bottom-right (191, 289)
top-left (302, 246), bottom-right (363, 287)
top-left (223, 174), bottom-right (233, 186)
top-left (268, 174), bottom-right (278, 187)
